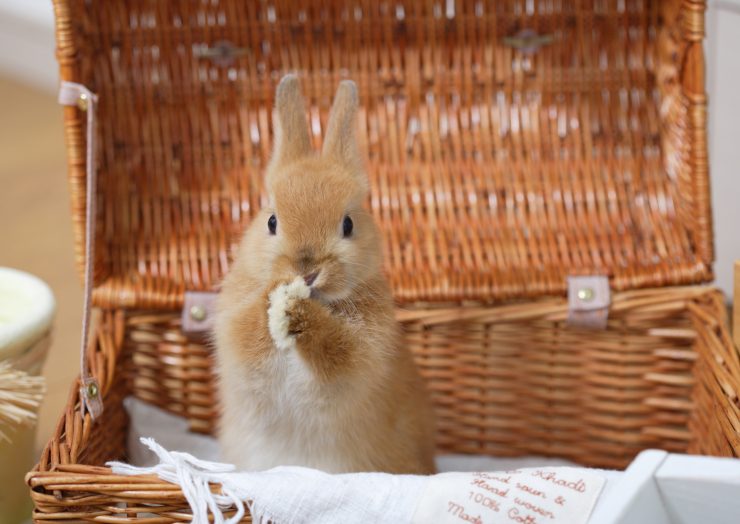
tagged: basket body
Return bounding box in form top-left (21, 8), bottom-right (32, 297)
top-left (29, 0), bottom-right (740, 522)
top-left (29, 288), bottom-right (740, 521)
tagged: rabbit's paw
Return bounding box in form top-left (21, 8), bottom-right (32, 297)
top-left (268, 276), bottom-right (311, 351)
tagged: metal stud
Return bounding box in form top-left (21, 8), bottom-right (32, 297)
top-left (77, 92), bottom-right (89, 111)
top-left (190, 304), bottom-right (207, 322)
top-left (577, 287), bottom-right (595, 302)
top-left (87, 382), bottom-right (99, 398)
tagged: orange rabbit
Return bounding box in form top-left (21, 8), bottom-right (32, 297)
top-left (214, 75), bottom-right (436, 474)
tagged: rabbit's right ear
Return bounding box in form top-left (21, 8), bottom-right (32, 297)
top-left (322, 80), bottom-right (360, 171)
top-left (268, 75), bottom-right (312, 174)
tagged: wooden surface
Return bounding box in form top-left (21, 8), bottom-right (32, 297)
top-left (0, 76), bottom-right (82, 453)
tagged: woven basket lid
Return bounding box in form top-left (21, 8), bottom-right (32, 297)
top-left (54, 0), bottom-right (712, 308)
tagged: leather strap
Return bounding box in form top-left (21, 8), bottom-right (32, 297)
top-left (58, 82), bottom-right (103, 419)
top-left (182, 291), bottom-right (218, 334)
top-left (567, 276), bottom-right (611, 330)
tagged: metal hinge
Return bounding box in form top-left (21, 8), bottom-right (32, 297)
top-left (182, 291), bottom-right (218, 334)
top-left (503, 29), bottom-right (554, 54)
top-left (567, 276), bottom-right (611, 329)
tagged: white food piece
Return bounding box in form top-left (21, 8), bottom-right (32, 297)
top-left (267, 276), bottom-right (310, 351)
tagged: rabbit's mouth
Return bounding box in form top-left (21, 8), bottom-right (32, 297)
top-left (309, 287), bottom-right (325, 302)
top-left (298, 256), bottom-right (352, 303)
top-left (308, 284), bottom-right (339, 305)
top-left (308, 275), bottom-right (353, 305)
top-left (307, 273), bottom-right (334, 303)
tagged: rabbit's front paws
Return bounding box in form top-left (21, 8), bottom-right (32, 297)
top-left (268, 276), bottom-right (311, 351)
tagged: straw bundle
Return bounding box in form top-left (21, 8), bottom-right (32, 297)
top-left (0, 361), bottom-right (45, 442)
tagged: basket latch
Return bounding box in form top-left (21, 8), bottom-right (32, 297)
top-left (193, 40), bottom-right (248, 67)
top-left (567, 276), bottom-right (610, 329)
top-left (503, 29), bottom-right (554, 54)
top-left (182, 291), bottom-right (218, 334)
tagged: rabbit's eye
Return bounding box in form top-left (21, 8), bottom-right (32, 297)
top-left (342, 215), bottom-right (353, 238)
top-left (268, 214), bottom-right (277, 235)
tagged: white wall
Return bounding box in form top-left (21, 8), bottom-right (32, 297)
top-left (0, 0), bottom-right (56, 91)
top-left (0, 0), bottom-right (738, 299)
top-left (707, 0), bottom-right (740, 300)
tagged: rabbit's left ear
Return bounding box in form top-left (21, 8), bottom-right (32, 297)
top-left (269, 74), bottom-right (312, 171)
top-left (322, 80), bottom-right (361, 171)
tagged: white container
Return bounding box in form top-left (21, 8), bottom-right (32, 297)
top-left (0, 267), bottom-right (54, 524)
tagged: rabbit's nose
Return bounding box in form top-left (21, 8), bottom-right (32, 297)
top-left (303, 271), bottom-right (320, 286)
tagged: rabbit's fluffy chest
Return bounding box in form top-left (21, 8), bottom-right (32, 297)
top-left (220, 343), bottom-right (359, 472)
top-left (235, 337), bottom-right (337, 415)
top-left (263, 344), bottom-right (326, 411)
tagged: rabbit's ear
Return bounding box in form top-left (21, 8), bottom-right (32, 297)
top-left (322, 80), bottom-right (360, 170)
top-left (270, 74), bottom-right (312, 169)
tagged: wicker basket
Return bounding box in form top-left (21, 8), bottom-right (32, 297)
top-left (29, 0), bottom-right (740, 521)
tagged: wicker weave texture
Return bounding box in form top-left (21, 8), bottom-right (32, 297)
top-left (30, 1), bottom-right (737, 522)
top-left (121, 287), bottom-right (733, 467)
top-left (54, 0), bottom-right (712, 307)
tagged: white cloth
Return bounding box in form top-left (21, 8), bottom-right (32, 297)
top-left (116, 398), bottom-right (620, 524)
top-left (111, 438), bottom-right (429, 523)
top-left (110, 438), bottom-right (612, 524)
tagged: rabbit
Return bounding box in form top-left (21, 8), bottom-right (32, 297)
top-left (213, 75), bottom-right (436, 474)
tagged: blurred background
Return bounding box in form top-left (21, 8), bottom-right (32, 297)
top-left (0, 0), bottom-right (739, 453)
top-left (0, 0), bottom-right (80, 452)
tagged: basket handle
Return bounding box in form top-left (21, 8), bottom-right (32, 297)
top-left (58, 82), bottom-right (103, 420)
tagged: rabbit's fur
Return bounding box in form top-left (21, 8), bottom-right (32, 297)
top-left (214, 75), bottom-right (436, 474)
